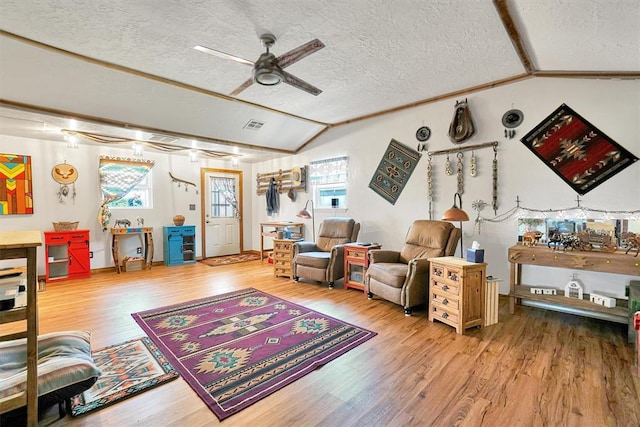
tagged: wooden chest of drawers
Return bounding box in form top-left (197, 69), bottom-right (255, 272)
top-left (273, 239), bottom-right (298, 279)
top-left (428, 256), bottom-right (486, 334)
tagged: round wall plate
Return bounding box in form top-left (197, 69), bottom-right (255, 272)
top-left (416, 126), bottom-right (431, 141)
top-left (502, 109), bottom-right (524, 128)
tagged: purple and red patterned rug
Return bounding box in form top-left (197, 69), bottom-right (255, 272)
top-left (131, 288), bottom-right (376, 420)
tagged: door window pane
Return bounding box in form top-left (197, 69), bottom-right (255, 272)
top-left (209, 177), bottom-right (234, 218)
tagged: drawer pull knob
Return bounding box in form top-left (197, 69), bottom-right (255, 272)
top-left (441, 312), bottom-right (449, 319)
top-left (442, 298), bottom-right (449, 305)
top-left (442, 285), bottom-right (449, 291)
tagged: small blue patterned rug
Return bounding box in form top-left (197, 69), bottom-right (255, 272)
top-left (369, 138), bottom-right (421, 204)
top-left (70, 337), bottom-right (179, 416)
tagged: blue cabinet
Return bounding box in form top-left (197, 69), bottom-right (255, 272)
top-left (163, 226), bottom-right (196, 266)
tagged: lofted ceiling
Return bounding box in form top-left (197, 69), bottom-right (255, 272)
top-left (0, 0), bottom-right (638, 162)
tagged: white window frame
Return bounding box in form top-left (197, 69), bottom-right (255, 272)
top-left (108, 171), bottom-right (153, 209)
top-left (309, 156), bottom-right (348, 212)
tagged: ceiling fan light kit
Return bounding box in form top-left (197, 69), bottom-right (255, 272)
top-left (253, 56), bottom-right (284, 86)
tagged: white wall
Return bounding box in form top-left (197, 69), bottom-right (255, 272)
top-left (1, 77), bottom-right (638, 294)
top-left (0, 136), bottom-right (252, 275)
top-left (252, 77), bottom-right (640, 295)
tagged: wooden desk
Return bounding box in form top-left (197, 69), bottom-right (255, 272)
top-left (259, 222), bottom-right (303, 261)
top-left (110, 227), bottom-right (154, 273)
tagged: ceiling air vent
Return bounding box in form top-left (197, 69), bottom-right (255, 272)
top-left (243, 120), bottom-right (264, 131)
top-left (147, 133), bottom-right (180, 144)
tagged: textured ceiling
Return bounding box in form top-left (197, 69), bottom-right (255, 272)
top-left (0, 0), bottom-right (638, 161)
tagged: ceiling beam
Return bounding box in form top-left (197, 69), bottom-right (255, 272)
top-left (493, 0), bottom-right (536, 73)
top-left (0, 99), bottom-right (296, 155)
top-left (534, 70), bottom-right (640, 79)
top-left (295, 126), bottom-right (333, 153)
top-left (329, 73), bottom-right (533, 129)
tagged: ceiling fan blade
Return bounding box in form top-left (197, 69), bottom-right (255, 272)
top-left (276, 39), bottom-right (325, 69)
top-left (194, 45), bottom-right (254, 66)
top-left (282, 71), bottom-right (322, 96)
top-left (229, 77), bottom-right (255, 96)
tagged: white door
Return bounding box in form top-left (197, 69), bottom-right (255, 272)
top-left (203, 170), bottom-right (242, 257)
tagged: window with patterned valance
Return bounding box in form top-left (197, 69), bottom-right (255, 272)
top-left (97, 156), bottom-right (154, 230)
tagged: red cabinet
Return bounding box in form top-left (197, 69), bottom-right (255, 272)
top-left (44, 230), bottom-right (91, 282)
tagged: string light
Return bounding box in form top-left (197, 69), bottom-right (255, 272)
top-left (132, 142), bottom-right (143, 157)
top-left (65, 134), bottom-right (79, 149)
top-left (189, 150), bottom-right (198, 163)
top-left (61, 129), bottom-right (237, 160)
top-left (473, 195), bottom-right (640, 230)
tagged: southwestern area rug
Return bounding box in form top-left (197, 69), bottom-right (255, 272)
top-left (131, 288), bottom-right (377, 420)
top-left (520, 103), bottom-right (638, 195)
top-left (200, 253), bottom-right (261, 267)
top-left (70, 337), bottom-right (179, 417)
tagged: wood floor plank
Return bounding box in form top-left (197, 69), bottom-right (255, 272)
top-left (2, 260), bottom-right (638, 426)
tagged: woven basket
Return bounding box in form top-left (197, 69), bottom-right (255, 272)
top-left (52, 221), bottom-right (79, 231)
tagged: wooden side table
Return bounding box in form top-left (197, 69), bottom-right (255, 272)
top-left (110, 227), bottom-right (154, 273)
top-left (428, 256), bottom-right (486, 334)
top-left (273, 238), bottom-right (299, 279)
top-left (344, 243), bottom-right (381, 292)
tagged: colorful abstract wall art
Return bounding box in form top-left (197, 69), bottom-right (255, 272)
top-left (0, 154), bottom-right (33, 214)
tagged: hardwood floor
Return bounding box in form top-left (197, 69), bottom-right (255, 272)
top-left (3, 260), bottom-right (639, 426)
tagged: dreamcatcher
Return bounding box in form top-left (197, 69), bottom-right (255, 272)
top-left (52, 162), bottom-right (78, 204)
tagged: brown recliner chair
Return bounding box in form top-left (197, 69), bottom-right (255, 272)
top-left (293, 217), bottom-right (360, 288)
top-left (365, 220), bottom-right (461, 315)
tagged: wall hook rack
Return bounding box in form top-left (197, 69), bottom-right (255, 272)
top-left (169, 172), bottom-right (198, 193)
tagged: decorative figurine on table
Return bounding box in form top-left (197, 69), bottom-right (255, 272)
top-left (564, 275), bottom-right (584, 299)
top-left (621, 232), bottom-right (640, 257)
top-left (114, 219), bottom-right (131, 228)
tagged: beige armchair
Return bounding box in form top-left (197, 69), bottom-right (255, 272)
top-left (293, 217), bottom-right (360, 288)
top-left (365, 220), bottom-right (461, 315)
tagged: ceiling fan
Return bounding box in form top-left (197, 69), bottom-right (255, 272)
top-left (194, 34), bottom-right (325, 96)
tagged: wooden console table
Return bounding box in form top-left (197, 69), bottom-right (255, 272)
top-left (110, 227), bottom-right (154, 273)
top-left (508, 244), bottom-right (640, 324)
top-left (259, 222), bottom-right (303, 261)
